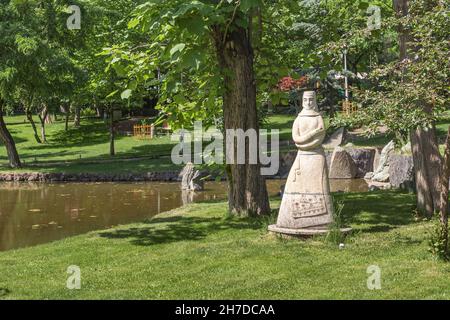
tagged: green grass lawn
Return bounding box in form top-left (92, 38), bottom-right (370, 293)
top-left (0, 115), bottom-right (176, 161)
top-left (0, 114), bottom-right (296, 174)
top-left (2, 113), bottom-right (450, 174)
top-left (1, 190), bottom-right (449, 299)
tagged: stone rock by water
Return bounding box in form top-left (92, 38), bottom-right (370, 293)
top-left (371, 140), bottom-right (395, 182)
top-left (346, 148), bottom-right (376, 178)
top-left (364, 172), bottom-right (374, 180)
top-left (329, 147), bottom-right (358, 179)
top-left (323, 127), bottom-right (345, 149)
top-left (179, 162), bottom-right (206, 191)
top-left (389, 154), bottom-right (414, 190)
top-left (401, 141), bottom-right (412, 155)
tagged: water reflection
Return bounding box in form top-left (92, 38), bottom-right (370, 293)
top-left (0, 179), bottom-right (367, 251)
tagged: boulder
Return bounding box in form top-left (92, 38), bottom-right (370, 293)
top-left (389, 154), bottom-right (414, 190)
top-left (371, 166), bottom-right (390, 182)
top-left (364, 172), bottom-right (374, 180)
top-left (347, 148), bottom-right (376, 178)
top-left (371, 140), bottom-right (395, 182)
top-left (323, 127), bottom-right (345, 149)
top-left (401, 141), bottom-right (412, 155)
top-left (372, 148), bottom-right (382, 173)
top-left (329, 147), bottom-right (358, 179)
top-left (179, 162), bottom-right (206, 191)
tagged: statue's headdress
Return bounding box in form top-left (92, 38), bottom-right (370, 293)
top-left (299, 91), bottom-right (320, 116)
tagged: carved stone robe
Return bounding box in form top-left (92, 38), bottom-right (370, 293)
top-left (276, 111), bottom-right (334, 229)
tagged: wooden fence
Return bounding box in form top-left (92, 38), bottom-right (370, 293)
top-left (133, 124), bottom-right (154, 139)
top-left (342, 101), bottom-right (357, 116)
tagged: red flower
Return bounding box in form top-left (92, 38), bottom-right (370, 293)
top-left (278, 76), bottom-right (308, 91)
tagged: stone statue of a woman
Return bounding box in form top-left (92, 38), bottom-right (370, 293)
top-left (269, 91), bottom-right (338, 236)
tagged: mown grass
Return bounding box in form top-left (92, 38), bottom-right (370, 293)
top-left (0, 190), bottom-right (449, 300)
top-left (0, 115), bottom-right (295, 173)
top-left (2, 113), bottom-right (450, 174)
top-left (0, 115), bottom-right (176, 162)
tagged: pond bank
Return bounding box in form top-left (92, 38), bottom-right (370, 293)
top-left (0, 171), bottom-right (182, 182)
top-left (0, 170), bottom-right (324, 182)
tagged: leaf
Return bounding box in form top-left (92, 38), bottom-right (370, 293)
top-left (121, 89), bottom-right (132, 100)
top-left (128, 18), bottom-right (140, 29)
top-left (106, 90), bottom-right (119, 99)
top-left (240, 0), bottom-right (261, 12)
top-left (170, 43), bottom-right (186, 57)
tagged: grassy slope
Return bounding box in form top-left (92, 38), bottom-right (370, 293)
top-left (1, 191), bottom-right (449, 300)
top-left (0, 115), bottom-right (296, 173)
top-left (2, 113), bottom-right (450, 174)
top-left (0, 116), bottom-right (180, 173)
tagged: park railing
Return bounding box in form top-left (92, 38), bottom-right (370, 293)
top-left (133, 124), bottom-right (155, 139)
top-left (342, 101), bottom-right (357, 116)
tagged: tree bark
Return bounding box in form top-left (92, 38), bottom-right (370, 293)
top-left (26, 109), bottom-right (42, 144)
top-left (439, 126), bottom-right (450, 254)
top-left (395, 0), bottom-right (442, 216)
top-left (60, 104), bottom-right (70, 131)
top-left (96, 105), bottom-right (104, 119)
top-left (411, 128), bottom-right (434, 215)
top-left (109, 108), bottom-right (115, 156)
top-left (65, 112), bottom-right (69, 131)
top-left (212, 24), bottom-right (270, 216)
top-left (393, 0), bottom-right (409, 60)
top-left (38, 104), bottom-right (48, 143)
top-left (73, 105), bottom-right (80, 127)
top-left (0, 102), bottom-right (21, 168)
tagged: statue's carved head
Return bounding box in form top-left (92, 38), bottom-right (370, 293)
top-left (302, 91), bottom-right (318, 112)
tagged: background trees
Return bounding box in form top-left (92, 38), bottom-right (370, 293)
top-left (0, 0), bottom-right (448, 248)
top-left (352, 0), bottom-right (449, 218)
top-left (103, 0), bottom-right (307, 215)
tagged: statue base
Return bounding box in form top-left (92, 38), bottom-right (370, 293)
top-left (268, 224), bottom-right (352, 238)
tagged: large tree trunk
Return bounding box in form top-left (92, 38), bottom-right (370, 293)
top-left (212, 25), bottom-right (270, 216)
top-left (395, 0), bottom-right (441, 216)
top-left (439, 126), bottom-right (450, 254)
top-left (26, 109), bottom-right (42, 144)
top-left (411, 127), bottom-right (441, 216)
top-left (0, 102), bottom-right (21, 168)
top-left (109, 108), bottom-right (115, 156)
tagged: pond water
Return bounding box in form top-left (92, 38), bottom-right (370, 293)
top-left (0, 179), bottom-right (368, 251)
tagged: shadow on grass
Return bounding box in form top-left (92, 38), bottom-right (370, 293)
top-left (25, 121), bottom-right (110, 151)
top-left (0, 127), bottom-right (28, 145)
top-left (0, 288), bottom-right (11, 297)
top-left (98, 211), bottom-right (276, 247)
top-left (98, 190), bottom-right (417, 247)
top-left (14, 120), bottom-right (177, 163)
top-left (334, 190), bottom-right (417, 233)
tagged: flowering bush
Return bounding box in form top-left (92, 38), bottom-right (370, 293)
top-left (277, 76), bottom-right (308, 92)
